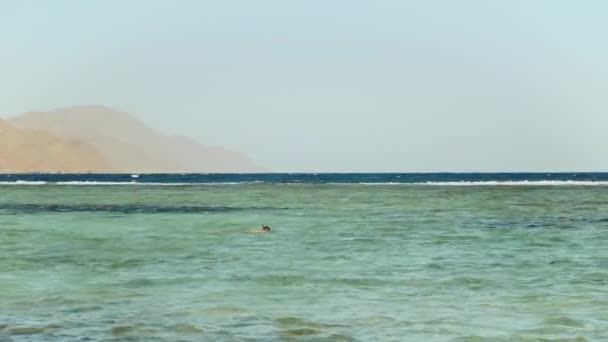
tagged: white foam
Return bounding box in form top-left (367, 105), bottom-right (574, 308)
top-left (0, 181), bottom-right (178, 186)
top-left (50, 181), bottom-right (247, 186)
top-left (54, 181), bottom-right (211, 186)
top-left (0, 180), bottom-right (607, 186)
top-left (0, 180), bottom-right (48, 185)
top-left (0, 181), bottom-right (252, 186)
top-left (416, 180), bottom-right (608, 186)
top-left (271, 181), bottom-right (608, 186)
top-left (324, 181), bottom-right (608, 186)
top-left (56, 181), bottom-right (139, 185)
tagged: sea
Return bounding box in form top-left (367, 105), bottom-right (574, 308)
top-left (1, 173), bottom-right (607, 341)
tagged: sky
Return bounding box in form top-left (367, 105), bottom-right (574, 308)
top-left (1, 0), bottom-right (607, 172)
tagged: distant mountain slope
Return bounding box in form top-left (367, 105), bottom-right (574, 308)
top-left (0, 119), bottom-right (111, 173)
top-left (8, 106), bottom-right (263, 173)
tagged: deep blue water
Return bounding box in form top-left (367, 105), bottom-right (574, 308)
top-left (2, 172), bottom-right (608, 184)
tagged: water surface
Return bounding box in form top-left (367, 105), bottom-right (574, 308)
top-left (1, 177), bottom-right (607, 341)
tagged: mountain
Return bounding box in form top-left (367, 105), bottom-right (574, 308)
top-left (0, 119), bottom-right (111, 173)
top-left (6, 106), bottom-right (263, 173)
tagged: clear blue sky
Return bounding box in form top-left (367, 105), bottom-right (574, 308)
top-left (1, 1), bottom-right (607, 171)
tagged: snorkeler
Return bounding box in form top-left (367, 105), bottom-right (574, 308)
top-left (245, 225), bottom-right (272, 233)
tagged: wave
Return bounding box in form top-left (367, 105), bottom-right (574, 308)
top-left (0, 203), bottom-right (288, 214)
top-left (0, 181), bottom-right (253, 186)
top-left (0, 180), bottom-right (49, 185)
top-left (310, 181), bottom-right (608, 186)
top-left (414, 180), bottom-right (608, 186)
top-left (1, 180), bottom-right (608, 186)
top-left (0, 180), bottom-right (155, 185)
top-left (56, 181), bottom-right (187, 186)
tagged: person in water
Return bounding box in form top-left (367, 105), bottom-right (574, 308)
top-left (245, 225), bottom-right (271, 233)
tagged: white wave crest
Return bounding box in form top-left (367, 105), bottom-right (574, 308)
top-left (1, 180), bottom-right (607, 186)
top-left (416, 180), bottom-right (608, 186)
top-left (0, 180), bottom-right (48, 185)
top-left (7, 181), bottom-right (247, 186)
top-left (328, 181), bottom-right (608, 186)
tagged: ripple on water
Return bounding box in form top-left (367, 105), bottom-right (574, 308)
top-left (109, 258), bottom-right (148, 269)
top-left (2, 183), bottom-right (608, 341)
top-left (569, 272), bottom-right (608, 285)
top-left (279, 328), bottom-right (323, 336)
top-left (231, 274), bottom-right (308, 286)
top-left (200, 305), bottom-right (251, 318)
top-left (62, 305), bottom-right (104, 314)
top-left (453, 335), bottom-right (511, 342)
top-left (512, 332), bottom-right (588, 342)
top-left (515, 317), bottom-right (591, 341)
top-left (329, 277), bottom-right (388, 287)
top-left (111, 325), bottom-right (136, 335)
top-left (425, 262), bottom-right (445, 270)
top-left (174, 323), bottom-right (205, 334)
top-left (441, 276), bottom-right (495, 290)
top-left (275, 317), bottom-right (347, 329)
top-left (123, 278), bottom-right (156, 287)
top-left (6, 324), bottom-right (61, 335)
top-left (543, 316), bottom-right (587, 328)
top-left (274, 316), bottom-right (351, 339)
top-left (324, 333), bottom-right (356, 341)
top-left (110, 324), bottom-right (161, 337)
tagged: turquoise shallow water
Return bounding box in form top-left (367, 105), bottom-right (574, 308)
top-left (1, 184), bottom-right (608, 341)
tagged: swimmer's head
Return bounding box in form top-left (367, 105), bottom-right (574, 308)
top-left (262, 225), bottom-right (271, 231)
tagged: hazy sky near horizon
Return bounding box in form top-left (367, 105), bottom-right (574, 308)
top-left (1, 1), bottom-right (607, 172)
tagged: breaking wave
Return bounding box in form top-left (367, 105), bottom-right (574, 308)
top-left (1, 173), bottom-right (608, 186)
